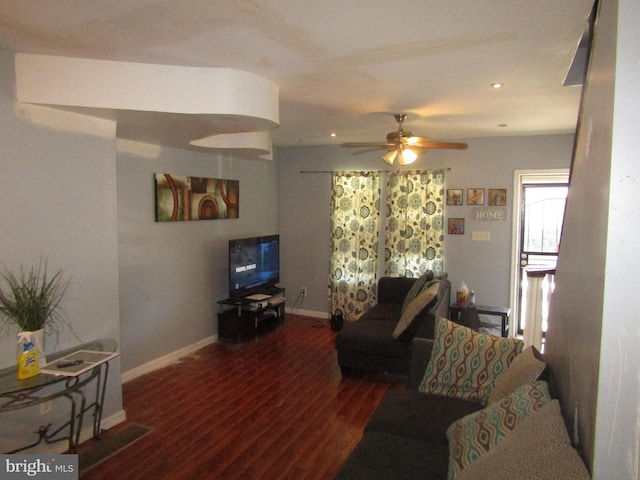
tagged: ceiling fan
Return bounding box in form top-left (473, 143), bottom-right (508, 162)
top-left (342, 113), bottom-right (468, 165)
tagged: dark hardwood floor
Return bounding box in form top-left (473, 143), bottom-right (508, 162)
top-left (79, 315), bottom-right (404, 479)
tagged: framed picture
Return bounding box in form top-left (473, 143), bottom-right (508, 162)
top-left (467, 188), bottom-right (485, 205)
top-left (488, 188), bottom-right (507, 206)
top-left (155, 173), bottom-right (239, 222)
top-left (446, 189), bottom-right (463, 205)
top-left (448, 218), bottom-right (465, 234)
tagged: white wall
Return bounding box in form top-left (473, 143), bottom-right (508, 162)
top-left (0, 48), bottom-right (123, 445)
top-left (276, 135), bottom-right (574, 318)
top-left (116, 143), bottom-right (280, 371)
top-left (595, 1), bottom-right (640, 475)
top-left (542, 0), bottom-right (640, 475)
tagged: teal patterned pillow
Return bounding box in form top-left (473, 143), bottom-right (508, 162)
top-left (455, 400), bottom-right (591, 480)
top-left (446, 380), bottom-right (552, 479)
top-left (418, 317), bottom-right (523, 403)
top-left (401, 270), bottom-right (434, 313)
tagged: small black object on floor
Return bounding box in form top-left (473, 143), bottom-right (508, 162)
top-left (331, 311), bottom-right (344, 331)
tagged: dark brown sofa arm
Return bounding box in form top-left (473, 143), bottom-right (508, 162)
top-left (407, 337), bottom-right (435, 391)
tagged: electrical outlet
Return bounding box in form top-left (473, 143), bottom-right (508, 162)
top-left (301, 287), bottom-right (307, 296)
top-left (40, 400), bottom-right (53, 416)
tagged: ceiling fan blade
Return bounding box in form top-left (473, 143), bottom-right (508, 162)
top-left (412, 140), bottom-right (468, 150)
top-left (350, 146), bottom-right (389, 155)
top-left (341, 142), bottom-right (394, 148)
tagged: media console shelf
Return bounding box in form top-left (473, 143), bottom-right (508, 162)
top-left (217, 287), bottom-right (285, 343)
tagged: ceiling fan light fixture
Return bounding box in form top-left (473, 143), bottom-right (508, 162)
top-left (343, 113), bottom-right (468, 164)
top-left (399, 147), bottom-right (417, 165)
top-left (383, 149), bottom-right (397, 165)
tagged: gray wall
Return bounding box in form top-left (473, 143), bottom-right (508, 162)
top-left (0, 48), bottom-right (123, 443)
top-left (276, 135), bottom-right (574, 319)
top-left (546, 0), bottom-right (640, 476)
top-left (117, 144), bottom-right (280, 371)
top-left (0, 44), bottom-right (280, 449)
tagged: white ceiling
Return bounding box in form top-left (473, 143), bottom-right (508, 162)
top-left (0, 0), bottom-right (594, 151)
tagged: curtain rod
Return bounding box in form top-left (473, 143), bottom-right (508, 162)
top-left (300, 167), bottom-right (451, 174)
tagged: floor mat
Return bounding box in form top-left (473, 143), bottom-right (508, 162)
top-left (79, 423), bottom-right (152, 474)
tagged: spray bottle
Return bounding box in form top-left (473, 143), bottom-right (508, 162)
top-left (456, 281), bottom-right (469, 306)
top-left (17, 340), bottom-right (40, 380)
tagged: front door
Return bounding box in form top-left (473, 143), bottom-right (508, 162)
top-left (511, 171), bottom-right (569, 336)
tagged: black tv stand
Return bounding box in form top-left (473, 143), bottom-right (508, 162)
top-left (217, 287), bottom-right (285, 343)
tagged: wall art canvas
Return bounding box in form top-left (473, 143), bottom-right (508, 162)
top-left (488, 188), bottom-right (507, 206)
top-left (155, 173), bottom-right (239, 222)
top-left (446, 189), bottom-right (463, 205)
top-left (467, 188), bottom-right (485, 205)
top-left (448, 218), bottom-right (465, 234)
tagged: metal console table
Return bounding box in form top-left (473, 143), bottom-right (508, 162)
top-left (449, 304), bottom-right (511, 337)
top-left (0, 338), bottom-right (118, 454)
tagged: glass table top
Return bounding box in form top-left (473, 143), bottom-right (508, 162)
top-left (0, 338), bottom-right (117, 395)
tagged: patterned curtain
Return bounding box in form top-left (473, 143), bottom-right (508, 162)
top-left (385, 169), bottom-right (445, 277)
top-left (329, 171), bottom-right (381, 322)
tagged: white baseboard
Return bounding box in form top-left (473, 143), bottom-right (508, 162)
top-left (286, 307), bottom-right (328, 319)
top-left (121, 335), bottom-right (217, 383)
top-left (99, 409), bottom-right (127, 432)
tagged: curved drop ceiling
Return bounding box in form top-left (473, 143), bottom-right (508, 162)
top-left (14, 54), bottom-right (279, 158)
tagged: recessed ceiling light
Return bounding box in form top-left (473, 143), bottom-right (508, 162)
top-left (330, 132), bottom-right (337, 138)
top-left (498, 123), bottom-right (508, 127)
top-left (491, 83), bottom-right (504, 89)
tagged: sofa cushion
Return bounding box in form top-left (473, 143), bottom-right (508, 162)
top-left (334, 431), bottom-right (450, 480)
top-left (446, 380), bottom-right (551, 479)
top-left (357, 303), bottom-right (403, 322)
top-left (487, 345), bottom-right (546, 404)
top-left (335, 313), bottom-right (409, 357)
top-left (401, 270), bottom-right (434, 312)
top-left (455, 400), bottom-right (591, 480)
top-left (419, 318), bottom-right (523, 403)
top-left (392, 280), bottom-right (440, 341)
top-left (377, 277), bottom-right (419, 304)
top-left (365, 389), bottom-right (481, 443)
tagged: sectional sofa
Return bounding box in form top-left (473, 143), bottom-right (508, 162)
top-left (335, 318), bottom-right (592, 479)
top-left (335, 273), bottom-right (450, 376)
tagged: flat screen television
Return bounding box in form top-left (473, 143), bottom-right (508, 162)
top-left (228, 234), bottom-right (280, 298)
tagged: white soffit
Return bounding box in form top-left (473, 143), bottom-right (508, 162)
top-left (14, 54), bottom-right (279, 157)
top-left (190, 131), bottom-right (273, 159)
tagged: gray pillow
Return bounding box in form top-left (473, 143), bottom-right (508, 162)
top-left (401, 270), bottom-right (434, 313)
top-left (392, 281), bottom-right (440, 340)
top-left (487, 345), bottom-right (546, 404)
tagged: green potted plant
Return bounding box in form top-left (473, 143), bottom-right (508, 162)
top-left (0, 258), bottom-right (69, 365)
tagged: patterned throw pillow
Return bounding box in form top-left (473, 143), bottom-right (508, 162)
top-left (446, 381), bottom-right (551, 479)
top-left (418, 317), bottom-right (523, 403)
top-left (455, 399), bottom-right (591, 480)
top-left (487, 345), bottom-right (546, 404)
top-left (400, 270), bottom-right (434, 313)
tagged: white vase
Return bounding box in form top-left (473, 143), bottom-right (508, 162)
top-left (17, 328), bottom-right (47, 368)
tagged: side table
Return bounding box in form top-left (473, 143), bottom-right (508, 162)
top-left (449, 304), bottom-right (511, 337)
top-left (0, 338), bottom-right (118, 453)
